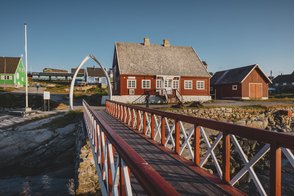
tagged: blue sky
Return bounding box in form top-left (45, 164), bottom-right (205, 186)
top-left (0, 0), bottom-right (293, 76)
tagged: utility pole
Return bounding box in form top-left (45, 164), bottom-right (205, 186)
top-left (25, 23), bottom-right (31, 112)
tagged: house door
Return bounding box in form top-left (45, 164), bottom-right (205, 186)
top-left (164, 79), bottom-right (172, 95)
top-left (249, 83), bottom-right (262, 98)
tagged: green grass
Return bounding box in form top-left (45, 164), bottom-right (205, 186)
top-left (240, 104), bottom-right (267, 110)
top-left (0, 87), bottom-right (14, 92)
top-left (45, 109), bottom-right (83, 129)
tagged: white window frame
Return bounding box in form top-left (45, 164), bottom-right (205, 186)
top-left (232, 85), bottom-right (238, 90)
top-left (127, 79), bottom-right (136, 89)
top-left (184, 80), bottom-right (192, 89)
top-left (1, 75), bottom-right (12, 80)
top-left (196, 81), bottom-right (205, 90)
top-left (142, 80), bottom-right (151, 89)
top-left (156, 80), bottom-right (162, 89)
top-left (172, 80), bottom-right (179, 89)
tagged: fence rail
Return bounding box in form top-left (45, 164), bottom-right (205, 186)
top-left (83, 100), bottom-right (180, 196)
top-left (106, 99), bottom-right (294, 196)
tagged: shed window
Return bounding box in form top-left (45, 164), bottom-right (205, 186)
top-left (184, 80), bottom-right (192, 89)
top-left (142, 80), bottom-right (151, 89)
top-left (127, 79), bottom-right (136, 88)
top-left (196, 81), bottom-right (204, 90)
top-left (232, 85), bottom-right (237, 90)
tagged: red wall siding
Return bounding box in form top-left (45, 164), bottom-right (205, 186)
top-left (118, 75), bottom-right (210, 96)
top-left (211, 84), bottom-right (242, 99)
top-left (241, 68), bottom-right (269, 97)
top-left (179, 76), bottom-right (210, 96)
top-left (211, 67), bottom-right (269, 99)
top-left (120, 75), bottom-right (156, 95)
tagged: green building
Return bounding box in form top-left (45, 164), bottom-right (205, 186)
top-left (0, 57), bottom-right (27, 88)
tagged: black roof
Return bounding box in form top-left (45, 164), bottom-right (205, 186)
top-left (86, 67), bottom-right (105, 77)
top-left (211, 64), bottom-right (271, 85)
top-left (272, 74), bottom-right (294, 83)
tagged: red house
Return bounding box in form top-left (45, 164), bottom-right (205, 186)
top-left (210, 64), bottom-right (272, 99)
top-left (112, 38), bottom-right (211, 103)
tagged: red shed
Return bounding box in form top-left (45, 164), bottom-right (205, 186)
top-left (210, 64), bottom-right (272, 99)
top-left (112, 38), bottom-right (211, 103)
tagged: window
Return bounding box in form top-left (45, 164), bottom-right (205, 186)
top-left (210, 87), bottom-right (213, 91)
top-left (184, 80), bottom-right (192, 89)
top-left (142, 80), bottom-right (151, 89)
top-left (21, 77), bottom-right (24, 82)
top-left (172, 80), bottom-right (179, 89)
top-left (275, 83), bottom-right (279, 86)
top-left (17, 73), bottom-right (19, 79)
top-left (232, 85), bottom-right (237, 90)
top-left (196, 81), bottom-right (204, 90)
top-left (164, 80), bottom-right (172, 88)
top-left (1, 76), bottom-right (11, 80)
top-left (115, 82), bottom-right (117, 90)
top-left (283, 83), bottom-right (287, 86)
top-left (127, 79), bottom-right (136, 88)
top-left (156, 80), bottom-right (162, 89)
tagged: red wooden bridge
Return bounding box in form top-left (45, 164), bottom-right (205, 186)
top-left (82, 100), bottom-right (294, 196)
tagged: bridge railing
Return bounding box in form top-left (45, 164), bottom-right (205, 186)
top-left (106, 100), bottom-right (294, 196)
top-left (82, 100), bottom-right (180, 196)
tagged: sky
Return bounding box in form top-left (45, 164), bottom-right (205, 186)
top-left (0, 0), bottom-right (294, 76)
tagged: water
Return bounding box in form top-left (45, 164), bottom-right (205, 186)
top-left (0, 164), bottom-right (75, 196)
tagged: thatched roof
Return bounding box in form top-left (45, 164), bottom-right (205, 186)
top-left (115, 42), bottom-right (210, 77)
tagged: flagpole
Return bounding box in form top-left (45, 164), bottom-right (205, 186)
top-left (25, 23), bottom-right (31, 112)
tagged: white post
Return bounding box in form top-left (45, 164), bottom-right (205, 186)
top-left (25, 23), bottom-right (31, 112)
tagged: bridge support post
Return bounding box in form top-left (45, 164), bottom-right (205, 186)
top-left (222, 130), bottom-right (230, 182)
top-left (270, 141), bottom-right (281, 196)
top-left (175, 119), bottom-right (180, 153)
top-left (194, 124), bottom-right (200, 165)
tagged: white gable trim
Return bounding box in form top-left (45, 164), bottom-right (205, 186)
top-left (240, 64), bottom-right (272, 84)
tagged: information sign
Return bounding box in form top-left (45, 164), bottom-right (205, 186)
top-left (44, 91), bottom-right (50, 100)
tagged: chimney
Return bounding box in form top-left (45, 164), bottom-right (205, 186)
top-left (163, 39), bottom-right (170, 47)
top-left (202, 61), bottom-right (208, 70)
top-left (144, 38), bottom-right (150, 46)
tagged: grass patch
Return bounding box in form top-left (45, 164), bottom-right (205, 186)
top-left (46, 109), bottom-right (83, 129)
top-left (240, 104), bottom-right (267, 110)
top-left (0, 87), bottom-right (14, 92)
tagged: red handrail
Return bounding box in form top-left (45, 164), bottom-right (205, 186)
top-left (83, 100), bottom-right (180, 196)
top-left (106, 99), bottom-right (294, 196)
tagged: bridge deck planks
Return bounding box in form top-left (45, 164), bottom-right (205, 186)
top-left (95, 109), bottom-right (231, 196)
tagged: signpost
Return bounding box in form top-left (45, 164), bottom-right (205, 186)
top-left (43, 91), bottom-right (50, 111)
